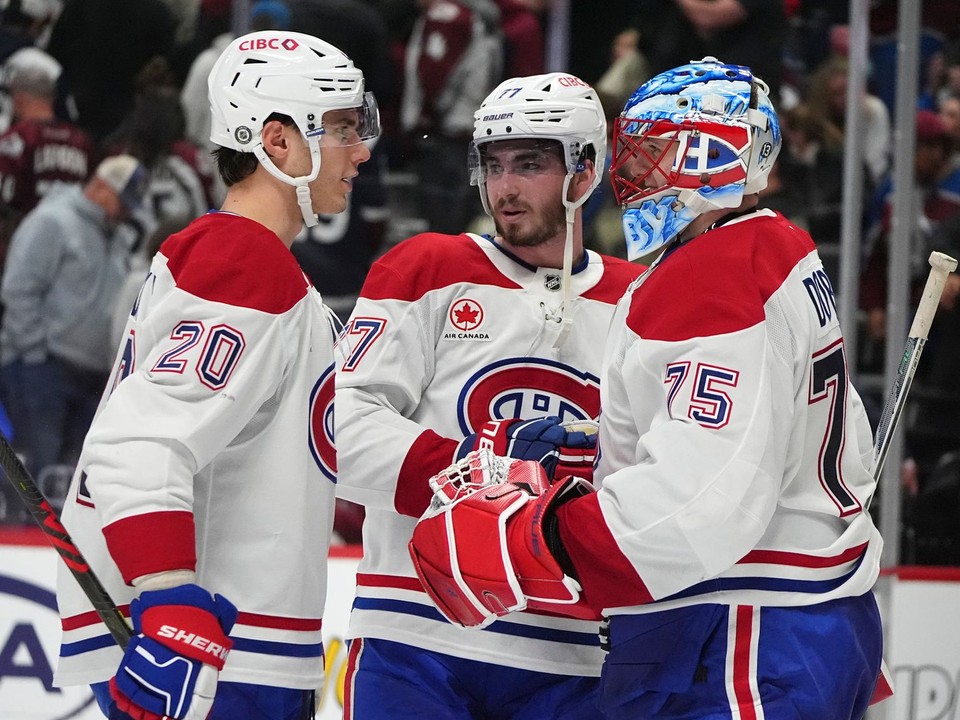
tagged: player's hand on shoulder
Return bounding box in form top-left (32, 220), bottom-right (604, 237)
top-left (110, 583), bottom-right (238, 720)
top-left (456, 416), bottom-right (597, 480)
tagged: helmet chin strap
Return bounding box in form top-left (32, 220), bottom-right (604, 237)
top-left (253, 139), bottom-right (323, 228)
top-left (553, 171), bottom-right (587, 351)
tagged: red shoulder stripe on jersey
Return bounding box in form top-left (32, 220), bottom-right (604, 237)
top-left (555, 492), bottom-right (654, 607)
top-left (162, 213), bottom-right (308, 314)
top-left (395, 429), bottom-right (460, 518)
top-left (360, 233), bottom-right (521, 302)
top-left (102, 510), bottom-right (196, 585)
top-left (580, 256), bottom-right (646, 304)
top-left (627, 213), bottom-right (816, 341)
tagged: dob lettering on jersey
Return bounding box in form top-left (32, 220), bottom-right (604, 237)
top-left (802, 268), bottom-right (837, 328)
top-left (156, 625), bottom-right (229, 661)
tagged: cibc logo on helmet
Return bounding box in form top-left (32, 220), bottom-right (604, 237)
top-left (238, 37), bottom-right (300, 51)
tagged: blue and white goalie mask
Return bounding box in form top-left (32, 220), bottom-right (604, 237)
top-left (610, 57), bottom-right (781, 260)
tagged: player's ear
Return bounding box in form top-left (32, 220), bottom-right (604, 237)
top-left (261, 119), bottom-right (290, 157)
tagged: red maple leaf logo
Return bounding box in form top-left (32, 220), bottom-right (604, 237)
top-left (454, 303), bottom-right (479, 326)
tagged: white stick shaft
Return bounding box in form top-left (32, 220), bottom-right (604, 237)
top-left (872, 251), bottom-right (958, 480)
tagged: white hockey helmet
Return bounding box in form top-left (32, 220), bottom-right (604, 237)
top-left (208, 31), bottom-right (380, 225)
top-left (610, 57), bottom-right (781, 260)
top-left (469, 72), bottom-right (607, 216)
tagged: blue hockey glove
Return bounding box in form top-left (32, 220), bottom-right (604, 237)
top-left (456, 417), bottom-right (567, 477)
top-left (109, 584), bottom-right (238, 720)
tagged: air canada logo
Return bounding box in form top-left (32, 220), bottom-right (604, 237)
top-left (444, 299), bottom-right (490, 342)
top-left (449, 298), bottom-right (483, 331)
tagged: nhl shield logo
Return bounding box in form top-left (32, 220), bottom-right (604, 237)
top-left (544, 274), bottom-right (562, 291)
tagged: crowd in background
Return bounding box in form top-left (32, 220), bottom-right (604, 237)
top-left (0, 0), bottom-right (959, 562)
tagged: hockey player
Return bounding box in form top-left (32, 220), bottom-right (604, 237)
top-left (409, 58), bottom-right (886, 719)
top-left (53, 31), bottom-right (379, 720)
top-left (334, 73), bottom-right (644, 718)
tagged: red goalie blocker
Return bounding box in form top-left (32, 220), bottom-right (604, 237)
top-left (409, 459), bottom-right (600, 628)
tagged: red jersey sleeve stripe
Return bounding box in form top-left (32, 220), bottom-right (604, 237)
top-left (580, 257), bottom-right (645, 304)
top-left (395, 430), bottom-right (459, 518)
top-left (102, 510), bottom-right (196, 585)
top-left (555, 492), bottom-right (654, 608)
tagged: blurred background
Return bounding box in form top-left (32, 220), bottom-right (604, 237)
top-left (0, 0), bottom-right (958, 570)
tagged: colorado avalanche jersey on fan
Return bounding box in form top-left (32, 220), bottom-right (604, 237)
top-left (557, 210), bottom-right (883, 613)
top-left (335, 232), bottom-right (642, 675)
top-left (0, 118), bottom-right (94, 215)
top-left (55, 212), bottom-right (338, 689)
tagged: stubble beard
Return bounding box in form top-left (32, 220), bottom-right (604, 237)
top-left (494, 202), bottom-right (566, 249)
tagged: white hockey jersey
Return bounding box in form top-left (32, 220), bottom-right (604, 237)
top-left (55, 212), bottom-right (338, 689)
top-left (556, 210), bottom-right (883, 614)
top-left (335, 232), bottom-right (643, 675)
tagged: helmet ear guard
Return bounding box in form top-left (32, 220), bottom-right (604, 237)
top-left (612, 57), bottom-right (781, 260)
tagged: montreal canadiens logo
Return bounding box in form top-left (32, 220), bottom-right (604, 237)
top-left (308, 365), bottom-right (337, 482)
top-left (449, 298), bottom-right (483, 331)
top-left (457, 357), bottom-right (600, 435)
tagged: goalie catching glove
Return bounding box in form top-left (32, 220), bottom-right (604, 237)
top-left (455, 416), bottom-right (598, 481)
top-left (409, 449), bottom-right (598, 628)
top-left (110, 583), bottom-right (238, 720)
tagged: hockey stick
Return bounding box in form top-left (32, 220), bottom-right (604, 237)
top-left (872, 250), bottom-right (958, 481)
top-left (0, 435), bottom-right (131, 648)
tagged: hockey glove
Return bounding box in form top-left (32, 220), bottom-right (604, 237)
top-left (110, 584), bottom-right (238, 720)
top-left (456, 416), bottom-right (597, 480)
top-left (410, 451), bottom-right (598, 628)
top-left (555, 420), bottom-right (598, 482)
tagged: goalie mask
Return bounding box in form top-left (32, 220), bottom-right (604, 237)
top-left (208, 31), bottom-right (380, 227)
top-left (610, 57), bottom-right (781, 260)
top-left (470, 73), bottom-right (606, 347)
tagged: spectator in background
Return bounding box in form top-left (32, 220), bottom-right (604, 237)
top-left (0, 0), bottom-right (61, 63)
top-left (939, 92), bottom-right (960, 157)
top-left (635, 0), bottom-right (786, 106)
top-left (107, 59), bottom-right (213, 226)
top-left (493, 0), bottom-right (544, 77)
top-left (46, 0), bottom-right (177, 143)
top-left (400, 0), bottom-right (503, 234)
top-left (0, 46), bottom-right (93, 263)
top-left (760, 102), bottom-right (866, 282)
top-left (805, 54), bottom-right (891, 188)
top-left (859, 110), bottom-right (960, 370)
top-left (180, 0), bottom-right (292, 205)
top-left (0, 154), bottom-right (148, 477)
